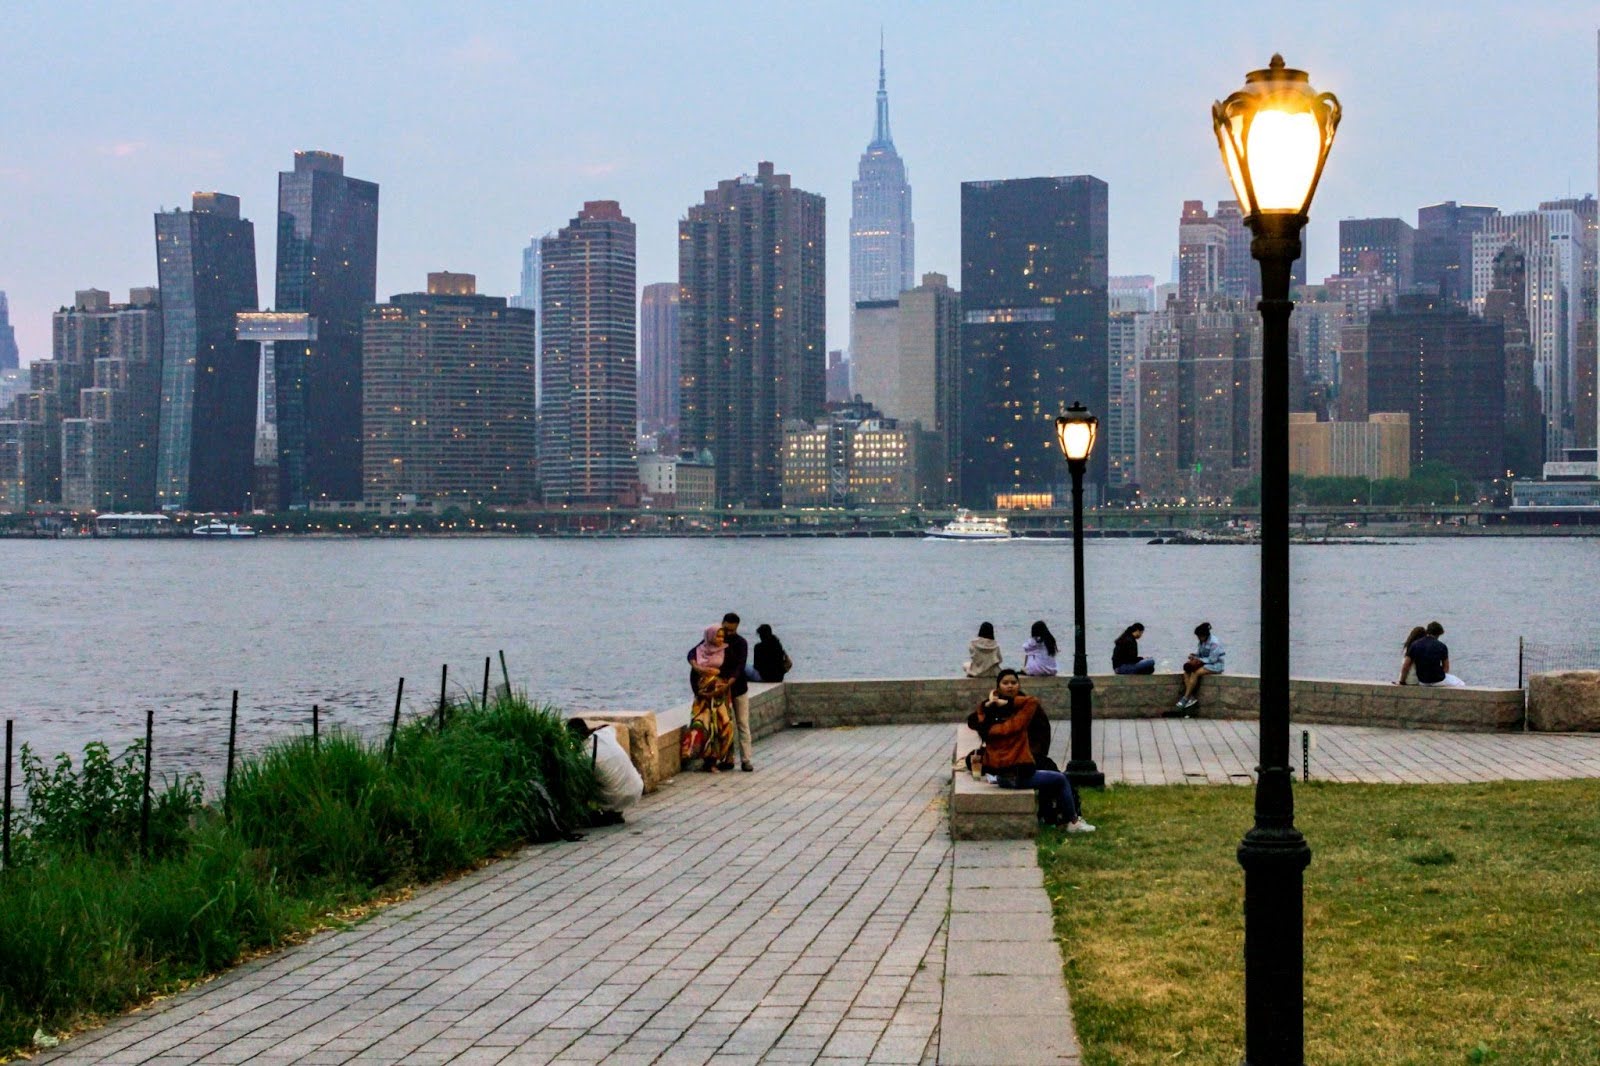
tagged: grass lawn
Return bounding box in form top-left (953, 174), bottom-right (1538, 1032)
top-left (1039, 779), bottom-right (1600, 1066)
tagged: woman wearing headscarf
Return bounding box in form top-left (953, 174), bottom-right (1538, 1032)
top-left (681, 624), bottom-right (736, 772)
top-left (964, 622), bottom-right (1003, 678)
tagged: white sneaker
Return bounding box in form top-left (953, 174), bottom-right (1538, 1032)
top-left (1066, 820), bottom-right (1097, 833)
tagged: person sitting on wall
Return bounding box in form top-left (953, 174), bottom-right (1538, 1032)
top-left (751, 623), bottom-right (792, 683)
top-left (1172, 622), bottom-right (1225, 714)
top-left (964, 622), bottom-right (1003, 677)
top-left (1112, 622), bottom-right (1156, 675)
top-left (966, 669), bottom-right (1094, 833)
top-left (1394, 625), bottom-right (1426, 684)
top-left (1022, 620), bottom-right (1059, 677)
top-left (1398, 620), bottom-right (1465, 687)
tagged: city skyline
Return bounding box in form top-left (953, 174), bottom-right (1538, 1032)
top-left (3, 5), bottom-right (1597, 366)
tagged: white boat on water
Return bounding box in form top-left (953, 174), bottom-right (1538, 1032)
top-left (192, 522), bottom-right (258, 538)
top-left (923, 510), bottom-right (1012, 541)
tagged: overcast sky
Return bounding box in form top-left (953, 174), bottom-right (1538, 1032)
top-left (3, 1), bottom-right (1596, 364)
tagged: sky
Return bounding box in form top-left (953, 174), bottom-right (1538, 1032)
top-left (2, 1), bottom-right (1597, 365)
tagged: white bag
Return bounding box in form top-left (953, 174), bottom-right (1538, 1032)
top-left (590, 725), bottom-right (643, 811)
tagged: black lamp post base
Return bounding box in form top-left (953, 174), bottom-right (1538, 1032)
top-left (1065, 763), bottom-right (1105, 790)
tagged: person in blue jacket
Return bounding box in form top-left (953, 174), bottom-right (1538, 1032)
top-left (1174, 622), bottom-right (1225, 713)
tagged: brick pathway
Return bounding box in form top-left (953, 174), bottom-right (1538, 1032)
top-left (37, 719), bottom-right (1600, 1065)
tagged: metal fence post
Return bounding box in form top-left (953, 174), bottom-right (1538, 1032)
top-left (139, 710), bottom-right (154, 858)
top-left (387, 677), bottom-right (405, 761)
top-left (224, 690), bottom-right (239, 815)
top-left (1517, 635), bottom-right (1525, 690)
top-left (499, 650), bottom-right (511, 699)
top-left (1301, 729), bottom-right (1310, 782)
top-left (438, 664), bottom-right (449, 731)
top-left (2, 719), bottom-right (12, 871)
top-left (312, 704), bottom-right (320, 752)
top-left (481, 656), bottom-right (491, 710)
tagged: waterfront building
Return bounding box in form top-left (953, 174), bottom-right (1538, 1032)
top-left (273, 151), bottom-right (379, 507)
top-left (155, 193), bottom-right (259, 512)
top-left (1288, 412), bottom-right (1410, 480)
top-left (1365, 294), bottom-right (1506, 478)
top-left (512, 234), bottom-right (549, 406)
top-left (1340, 217), bottom-right (1415, 292)
top-left (362, 273), bottom-right (537, 508)
top-left (849, 44), bottom-right (913, 327)
top-left (1481, 245), bottom-right (1544, 476)
top-left (897, 272), bottom-right (961, 460)
top-left (678, 161), bottom-right (826, 507)
top-left (781, 400), bottom-right (938, 508)
top-left (1178, 201), bottom-right (1227, 306)
top-left (639, 282), bottom-right (680, 451)
top-left (959, 175), bottom-right (1108, 506)
top-left (1291, 298), bottom-right (1347, 396)
top-left (638, 451), bottom-right (715, 509)
top-left (540, 201), bottom-right (637, 505)
top-left (1415, 202), bottom-right (1498, 305)
top-left (1133, 310), bottom-right (1182, 498)
top-left (237, 312), bottom-right (316, 510)
top-left (0, 288), bottom-right (162, 510)
top-left (0, 292), bottom-right (18, 370)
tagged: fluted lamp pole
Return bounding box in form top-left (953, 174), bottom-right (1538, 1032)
top-left (1212, 54), bottom-right (1341, 1066)
top-left (1054, 401), bottom-right (1103, 790)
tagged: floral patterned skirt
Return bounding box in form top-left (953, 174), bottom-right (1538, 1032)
top-left (681, 674), bottom-right (735, 764)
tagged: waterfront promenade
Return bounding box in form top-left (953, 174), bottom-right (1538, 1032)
top-left (38, 721), bottom-right (1600, 1066)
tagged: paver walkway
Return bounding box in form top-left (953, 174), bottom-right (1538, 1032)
top-left (38, 720), bottom-right (1600, 1065)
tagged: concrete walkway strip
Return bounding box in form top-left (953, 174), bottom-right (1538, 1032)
top-left (33, 720), bottom-right (1600, 1065)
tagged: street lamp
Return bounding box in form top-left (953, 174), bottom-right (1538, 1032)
top-left (1054, 401), bottom-right (1104, 790)
top-left (1213, 55), bottom-right (1340, 1066)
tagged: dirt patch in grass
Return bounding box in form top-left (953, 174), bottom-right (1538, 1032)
top-left (1040, 779), bottom-right (1600, 1065)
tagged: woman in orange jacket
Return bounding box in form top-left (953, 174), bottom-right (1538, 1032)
top-left (967, 669), bottom-right (1095, 832)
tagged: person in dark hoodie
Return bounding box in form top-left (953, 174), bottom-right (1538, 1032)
top-left (1112, 623), bottom-right (1156, 674)
top-left (966, 669), bottom-right (1094, 832)
top-left (751, 623), bottom-right (791, 682)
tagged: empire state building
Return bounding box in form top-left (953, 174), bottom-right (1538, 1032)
top-left (849, 45), bottom-right (914, 322)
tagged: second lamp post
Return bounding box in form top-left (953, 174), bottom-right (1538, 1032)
top-left (1055, 401), bottom-right (1104, 790)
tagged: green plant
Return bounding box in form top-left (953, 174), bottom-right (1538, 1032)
top-left (18, 740), bottom-right (202, 861)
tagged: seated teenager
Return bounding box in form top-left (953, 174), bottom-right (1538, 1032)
top-left (966, 669), bottom-right (1094, 833)
top-left (1173, 622), bottom-right (1225, 713)
top-left (1112, 622), bottom-right (1156, 675)
top-left (1399, 620), bottom-right (1465, 687)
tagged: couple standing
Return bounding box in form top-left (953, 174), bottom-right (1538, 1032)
top-left (684, 612), bottom-right (755, 773)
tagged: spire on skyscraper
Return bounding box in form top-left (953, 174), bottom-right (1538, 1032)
top-left (872, 32), bottom-right (893, 149)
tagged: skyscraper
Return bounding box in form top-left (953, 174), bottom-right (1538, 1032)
top-left (849, 43), bottom-right (913, 355)
top-left (1366, 294), bottom-right (1506, 478)
top-left (639, 282), bottom-right (680, 449)
top-left (958, 175), bottom-right (1108, 506)
top-left (273, 150), bottom-right (379, 506)
top-left (1178, 201), bottom-right (1227, 305)
top-left (155, 192), bottom-right (259, 512)
top-left (679, 162), bottom-right (825, 507)
top-left (1415, 202), bottom-right (1498, 305)
top-left (60, 288), bottom-right (163, 512)
top-left (363, 274), bottom-right (537, 507)
top-left (1339, 217), bottom-right (1416, 291)
top-left (0, 292), bottom-right (19, 370)
top-left (540, 201), bottom-right (638, 504)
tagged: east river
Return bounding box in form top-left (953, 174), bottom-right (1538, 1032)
top-left (3, 536), bottom-right (1597, 783)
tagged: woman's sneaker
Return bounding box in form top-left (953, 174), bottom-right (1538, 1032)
top-left (1066, 820), bottom-right (1097, 833)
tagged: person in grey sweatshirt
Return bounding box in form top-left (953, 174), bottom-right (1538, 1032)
top-left (1173, 622), bottom-right (1225, 713)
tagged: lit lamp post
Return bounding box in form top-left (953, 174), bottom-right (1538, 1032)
top-left (1054, 401), bottom-right (1104, 790)
top-left (1212, 55), bottom-right (1340, 1066)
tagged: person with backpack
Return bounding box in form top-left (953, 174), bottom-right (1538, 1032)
top-left (751, 623), bottom-right (792, 682)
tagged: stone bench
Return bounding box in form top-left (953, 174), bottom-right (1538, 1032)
top-left (949, 724), bottom-right (1036, 840)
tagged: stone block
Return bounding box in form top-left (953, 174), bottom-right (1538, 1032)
top-left (657, 728), bottom-right (682, 780)
top-left (949, 774), bottom-right (1036, 840)
top-left (573, 711), bottom-right (660, 793)
top-left (1528, 671), bottom-right (1600, 732)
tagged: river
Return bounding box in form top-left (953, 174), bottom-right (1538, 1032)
top-left (2, 536), bottom-right (1596, 782)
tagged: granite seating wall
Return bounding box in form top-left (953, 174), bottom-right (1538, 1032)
top-left (628, 674), bottom-right (1523, 797)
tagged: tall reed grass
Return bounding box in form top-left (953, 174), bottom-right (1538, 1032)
top-left (0, 693), bottom-right (595, 1055)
